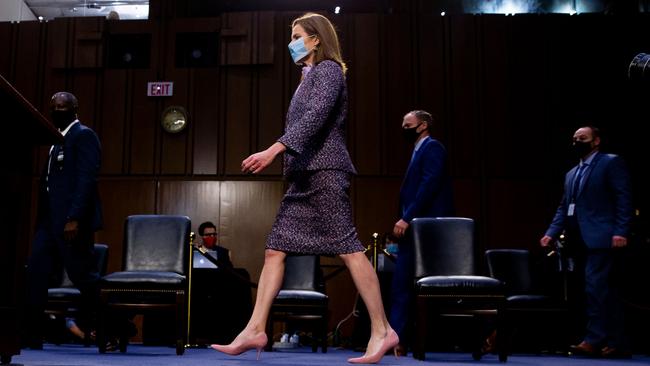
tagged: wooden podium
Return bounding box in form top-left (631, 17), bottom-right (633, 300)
top-left (0, 74), bottom-right (62, 364)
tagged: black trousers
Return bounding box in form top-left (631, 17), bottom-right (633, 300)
top-left (26, 219), bottom-right (99, 340)
top-left (565, 222), bottom-right (625, 348)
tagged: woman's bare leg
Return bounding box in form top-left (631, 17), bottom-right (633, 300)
top-left (244, 249), bottom-right (287, 333)
top-left (213, 249), bottom-right (286, 348)
top-left (340, 251), bottom-right (396, 357)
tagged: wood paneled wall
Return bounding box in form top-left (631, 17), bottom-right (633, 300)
top-left (3, 11), bottom-right (649, 336)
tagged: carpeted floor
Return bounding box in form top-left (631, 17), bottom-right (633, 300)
top-left (7, 345), bottom-right (650, 366)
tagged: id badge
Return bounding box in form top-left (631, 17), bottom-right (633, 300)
top-left (567, 203), bottom-right (575, 216)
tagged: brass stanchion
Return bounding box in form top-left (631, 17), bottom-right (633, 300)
top-left (371, 233), bottom-right (379, 271)
top-left (185, 232), bottom-right (199, 348)
top-left (364, 233), bottom-right (380, 271)
top-left (363, 232), bottom-right (395, 273)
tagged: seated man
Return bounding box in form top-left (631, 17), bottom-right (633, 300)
top-left (196, 221), bottom-right (232, 268)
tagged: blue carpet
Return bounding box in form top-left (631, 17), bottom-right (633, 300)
top-left (9, 344), bottom-right (650, 366)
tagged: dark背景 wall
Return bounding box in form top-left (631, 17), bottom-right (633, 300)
top-left (2, 6), bottom-right (649, 343)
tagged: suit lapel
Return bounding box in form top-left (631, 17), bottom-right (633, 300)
top-left (566, 165), bottom-right (577, 196)
top-left (65, 122), bottom-right (81, 140)
top-left (404, 138), bottom-right (429, 179)
top-left (403, 152), bottom-right (417, 181)
top-left (399, 138), bottom-right (426, 200)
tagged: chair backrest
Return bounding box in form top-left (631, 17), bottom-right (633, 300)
top-left (60, 243), bottom-right (110, 288)
top-left (485, 249), bottom-right (533, 295)
top-left (94, 243), bottom-right (109, 276)
top-left (281, 255), bottom-right (320, 291)
top-left (123, 215), bottom-right (191, 274)
top-left (412, 217), bottom-right (476, 278)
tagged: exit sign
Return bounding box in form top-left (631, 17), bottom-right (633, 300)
top-left (147, 82), bottom-right (174, 96)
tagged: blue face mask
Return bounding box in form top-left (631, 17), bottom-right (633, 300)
top-left (288, 36), bottom-right (313, 65)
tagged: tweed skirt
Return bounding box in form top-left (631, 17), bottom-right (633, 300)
top-left (266, 170), bottom-right (365, 255)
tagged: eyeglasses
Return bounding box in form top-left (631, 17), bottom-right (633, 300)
top-left (202, 233), bottom-right (217, 237)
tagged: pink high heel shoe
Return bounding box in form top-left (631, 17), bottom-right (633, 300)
top-left (348, 329), bottom-right (399, 364)
top-left (210, 333), bottom-right (268, 360)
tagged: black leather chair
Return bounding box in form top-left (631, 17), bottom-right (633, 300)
top-left (411, 217), bottom-right (507, 362)
top-left (266, 255), bottom-right (328, 353)
top-left (485, 249), bottom-right (568, 354)
top-left (46, 243), bottom-right (109, 345)
top-left (97, 215), bottom-right (191, 355)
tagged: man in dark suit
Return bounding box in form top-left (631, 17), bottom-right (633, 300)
top-left (390, 110), bottom-right (454, 355)
top-left (541, 126), bottom-right (633, 358)
top-left (197, 221), bottom-right (232, 268)
top-left (25, 92), bottom-right (102, 348)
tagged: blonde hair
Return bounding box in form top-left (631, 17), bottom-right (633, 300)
top-left (292, 13), bottom-right (347, 74)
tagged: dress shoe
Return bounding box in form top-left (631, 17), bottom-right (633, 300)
top-left (103, 339), bottom-right (120, 352)
top-left (394, 343), bottom-right (407, 357)
top-left (569, 341), bottom-right (598, 356)
top-left (601, 346), bottom-right (632, 359)
top-left (348, 329), bottom-right (399, 364)
top-left (211, 333), bottom-right (267, 360)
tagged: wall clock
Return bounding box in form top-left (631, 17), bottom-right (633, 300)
top-left (161, 106), bottom-right (188, 133)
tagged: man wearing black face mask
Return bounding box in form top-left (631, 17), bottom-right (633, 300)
top-left (389, 110), bottom-right (454, 355)
top-left (541, 126), bottom-right (633, 358)
top-left (24, 92), bottom-right (103, 348)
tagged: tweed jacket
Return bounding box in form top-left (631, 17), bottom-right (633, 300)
top-left (278, 60), bottom-right (356, 176)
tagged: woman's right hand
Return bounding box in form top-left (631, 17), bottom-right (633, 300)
top-left (241, 142), bottom-right (286, 174)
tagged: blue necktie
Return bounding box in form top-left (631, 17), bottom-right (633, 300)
top-left (571, 164), bottom-right (588, 202)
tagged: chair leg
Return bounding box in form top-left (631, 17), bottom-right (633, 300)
top-left (97, 292), bottom-right (107, 354)
top-left (412, 296), bottom-right (427, 360)
top-left (118, 335), bottom-right (128, 353)
top-left (311, 320), bottom-right (318, 353)
top-left (175, 291), bottom-right (186, 356)
top-left (471, 316), bottom-right (484, 361)
top-left (496, 306), bottom-right (508, 362)
top-left (321, 314), bottom-right (328, 353)
top-left (176, 340), bottom-right (185, 355)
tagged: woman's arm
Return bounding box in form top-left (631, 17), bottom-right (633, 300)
top-left (278, 61), bottom-right (343, 156)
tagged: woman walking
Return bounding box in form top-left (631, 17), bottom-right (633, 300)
top-left (211, 13), bottom-right (398, 364)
